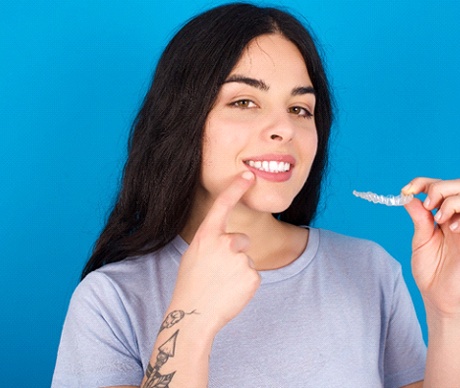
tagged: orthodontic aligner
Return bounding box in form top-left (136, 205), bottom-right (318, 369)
top-left (352, 190), bottom-right (414, 206)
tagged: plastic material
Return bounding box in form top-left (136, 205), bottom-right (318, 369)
top-left (352, 190), bottom-right (414, 206)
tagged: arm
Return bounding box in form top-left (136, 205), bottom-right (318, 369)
top-left (403, 178), bottom-right (460, 386)
top-left (139, 310), bottom-right (215, 387)
top-left (138, 172), bottom-right (259, 387)
top-left (65, 173), bottom-right (257, 388)
top-left (424, 314), bottom-right (460, 387)
top-left (103, 312), bottom-right (214, 388)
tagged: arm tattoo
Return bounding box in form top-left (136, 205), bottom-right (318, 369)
top-left (142, 309), bottom-right (199, 387)
top-left (143, 330), bottom-right (179, 388)
top-left (159, 310), bottom-right (198, 332)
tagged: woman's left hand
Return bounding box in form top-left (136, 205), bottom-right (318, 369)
top-left (403, 177), bottom-right (460, 318)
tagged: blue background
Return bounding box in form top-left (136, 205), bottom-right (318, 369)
top-left (1, 0), bottom-right (459, 385)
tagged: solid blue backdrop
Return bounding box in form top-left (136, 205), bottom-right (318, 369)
top-left (1, 0), bottom-right (459, 386)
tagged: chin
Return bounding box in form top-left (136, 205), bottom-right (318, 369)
top-left (244, 195), bottom-right (293, 215)
top-left (245, 183), bottom-right (301, 213)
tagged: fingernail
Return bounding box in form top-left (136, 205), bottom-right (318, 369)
top-left (242, 171), bottom-right (254, 180)
top-left (401, 183), bottom-right (412, 194)
top-left (434, 210), bottom-right (442, 222)
top-left (450, 222), bottom-right (459, 231)
top-left (424, 197), bottom-right (431, 208)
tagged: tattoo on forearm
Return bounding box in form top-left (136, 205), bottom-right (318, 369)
top-left (159, 310), bottom-right (198, 332)
top-left (143, 330), bottom-right (179, 388)
top-left (142, 309), bottom-right (199, 387)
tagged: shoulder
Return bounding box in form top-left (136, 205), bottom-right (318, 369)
top-left (73, 240), bottom-right (182, 311)
top-left (313, 228), bottom-right (402, 280)
top-left (309, 229), bottom-right (414, 329)
top-left (91, 240), bottom-right (181, 285)
top-left (316, 228), bottom-right (398, 262)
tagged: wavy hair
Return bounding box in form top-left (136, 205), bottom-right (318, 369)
top-left (82, 2), bottom-right (334, 279)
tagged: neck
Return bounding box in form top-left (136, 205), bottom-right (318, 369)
top-left (180, 201), bottom-right (308, 271)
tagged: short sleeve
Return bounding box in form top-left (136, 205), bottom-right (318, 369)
top-left (52, 272), bottom-right (144, 387)
top-left (383, 267), bottom-right (426, 387)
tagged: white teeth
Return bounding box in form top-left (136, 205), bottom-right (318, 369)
top-left (245, 160), bottom-right (291, 173)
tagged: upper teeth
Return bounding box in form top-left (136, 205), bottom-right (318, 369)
top-left (246, 160), bottom-right (291, 173)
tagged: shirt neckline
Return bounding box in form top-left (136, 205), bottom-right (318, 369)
top-left (170, 227), bottom-right (319, 284)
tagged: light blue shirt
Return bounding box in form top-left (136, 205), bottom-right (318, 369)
top-left (52, 228), bottom-right (426, 387)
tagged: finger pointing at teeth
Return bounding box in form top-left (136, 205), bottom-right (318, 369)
top-left (198, 171), bottom-right (255, 236)
top-left (171, 171), bottom-right (261, 334)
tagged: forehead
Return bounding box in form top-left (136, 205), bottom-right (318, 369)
top-left (229, 34), bottom-right (310, 82)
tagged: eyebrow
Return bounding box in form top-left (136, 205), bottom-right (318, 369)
top-left (223, 74), bottom-right (315, 96)
top-left (224, 75), bottom-right (269, 91)
top-left (292, 86), bottom-right (316, 96)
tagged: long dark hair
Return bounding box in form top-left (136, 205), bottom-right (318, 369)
top-left (81, 2), bottom-right (334, 279)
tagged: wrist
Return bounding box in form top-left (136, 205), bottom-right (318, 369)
top-left (424, 309), bottom-right (460, 387)
top-left (163, 303), bottom-right (221, 342)
top-left (426, 308), bottom-right (460, 340)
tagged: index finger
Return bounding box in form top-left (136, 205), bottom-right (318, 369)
top-left (199, 171), bottom-right (255, 234)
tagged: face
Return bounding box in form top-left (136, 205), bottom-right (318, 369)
top-left (198, 33), bottom-right (318, 215)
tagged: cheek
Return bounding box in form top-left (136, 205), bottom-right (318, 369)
top-left (293, 129), bottom-right (318, 191)
top-left (201, 133), bottom-right (233, 171)
top-left (200, 124), bottom-right (244, 195)
top-left (311, 133), bottom-right (319, 162)
top-left (300, 128), bottom-right (318, 165)
top-left (202, 119), bottom-right (247, 167)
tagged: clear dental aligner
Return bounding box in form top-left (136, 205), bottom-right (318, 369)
top-left (352, 190), bottom-right (414, 206)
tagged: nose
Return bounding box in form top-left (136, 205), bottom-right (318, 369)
top-left (270, 133), bottom-right (284, 140)
top-left (264, 111), bottom-right (295, 143)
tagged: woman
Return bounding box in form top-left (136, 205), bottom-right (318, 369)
top-left (52, 3), bottom-right (460, 387)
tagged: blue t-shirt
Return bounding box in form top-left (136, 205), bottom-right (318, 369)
top-left (52, 228), bottom-right (426, 387)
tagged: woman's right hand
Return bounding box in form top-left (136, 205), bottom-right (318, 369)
top-left (170, 171), bottom-right (261, 335)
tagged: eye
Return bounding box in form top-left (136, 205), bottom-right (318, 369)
top-left (288, 106), bottom-right (313, 119)
top-left (230, 99), bottom-right (257, 109)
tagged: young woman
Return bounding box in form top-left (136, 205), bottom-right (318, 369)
top-left (52, 3), bottom-right (460, 387)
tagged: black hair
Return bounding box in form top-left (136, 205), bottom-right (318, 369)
top-left (81, 2), bottom-right (333, 279)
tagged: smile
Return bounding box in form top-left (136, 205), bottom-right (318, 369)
top-left (244, 160), bottom-right (291, 173)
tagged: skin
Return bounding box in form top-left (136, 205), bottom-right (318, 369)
top-left (105, 36), bottom-right (460, 388)
top-left (139, 33), bottom-right (319, 388)
top-left (402, 178), bottom-right (460, 387)
top-left (182, 33), bottom-right (317, 270)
